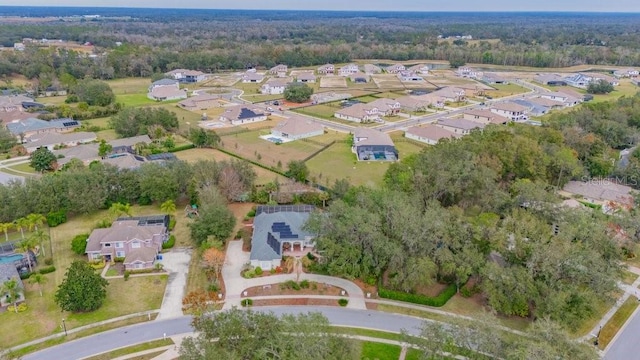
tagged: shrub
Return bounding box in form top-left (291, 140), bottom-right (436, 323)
top-left (306, 252), bottom-right (316, 261)
top-left (246, 208), bottom-right (256, 218)
top-left (300, 280), bottom-right (310, 289)
top-left (378, 283), bottom-right (457, 307)
top-left (254, 266), bottom-right (263, 276)
top-left (90, 262), bottom-right (105, 270)
top-left (311, 283), bottom-right (318, 290)
top-left (241, 298), bottom-right (253, 307)
top-left (208, 282), bottom-right (220, 293)
top-left (338, 298), bottom-right (349, 307)
top-left (162, 235), bottom-right (176, 249)
top-left (243, 269), bottom-right (256, 279)
top-left (124, 271), bottom-right (130, 280)
top-left (38, 266), bottom-right (56, 274)
top-left (46, 210), bottom-right (67, 227)
top-left (95, 219), bottom-right (112, 229)
top-left (7, 303), bottom-right (28, 312)
top-left (114, 257), bottom-right (125, 263)
top-left (291, 282), bottom-right (301, 291)
top-left (168, 218), bottom-right (177, 231)
top-left (19, 272), bottom-right (31, 279)
top-left (270, 268), bottom-right (276, 274)
top-left (44, 258), bottom-right (53, 266)
top-left (71, 234), bottom-right (90, 255)
top-left (365, 276), bottom-right (377, 286)
top-left (460, 286), bottom-right (472, 298)
top-left (167, 143), bottom-right (196, 153)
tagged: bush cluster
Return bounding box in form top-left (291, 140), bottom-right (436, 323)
top-left (168, 218), bottom-right (177, 231)
top-left (7, 303), bottom-right (28, 312)
top-left (254, 266), bottom-right (263, 276)
top-left (280, 280), bottom-right (301, 291)
top-left (338, 298), bottom-right (349, 307)
top-left (39, 265), bottom-right (56, 274)
top-left (162, 235), bottom-right (176, 249)
top-left (44, 258), bottom-right (54, 266)
top-left (378, 283), bottom-right (457, 307)
top-left (46, 210), bottom-right (67, 227)
top-left (114, 257), bottom-right (125, 263)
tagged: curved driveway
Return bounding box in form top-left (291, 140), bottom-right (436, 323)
top-left (23, 307), bottom-right (425, 360)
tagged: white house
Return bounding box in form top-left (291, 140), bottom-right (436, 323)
top-left (317, 64), bottom-right (335, 75)
top-left (338, 63), bottom-right (359, 76)
top-left (397, 71), bottom-right (424, 82)
top-left (405, 125), bottom-right (461, 145)
top-left (407, 64), bottom-right (431, 75)
top-left (271, 117), bottom-right (324, 141)
top-left (260, 78), bottom-right (290, 95)
top-left (334, 103), bottom-right (380, 123)
top-left (219, 105), bottom-right (268, 125)
top-left (490, 103), bottom-right (529, 121)
top-left (436, 118), bottom-right (486, 135)
top-left (385, 64), bottom-right (406, 74)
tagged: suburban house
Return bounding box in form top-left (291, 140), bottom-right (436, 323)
top-left (296, 72), bottom-right (316, 83)
top-left (539, 91), bottom-right (582, 107)
top-left (407, 64), bottom-right (431, 75)
top-left (405, 125), bottom-right (461, 145)
top-left (0, 264), bottom-right (24, 308)
top-left (490, 102), bottom-right (529, 121)
top-left (7, 117), bottom-right (80, 141)
top-left (317, 64), bottom-right (335, 75)
top-left (455, 67), bottom-right (480, 78)
top-left (414, 93), bottom-right (446, 109)
top-left (269, 64), bottom-right (288, 77)
top-left (53, 135), bottom-right (153, 166)
top-left (557, 88), bottom-right (590, 102)
top-left (352, 128), bottom-right (398, 161)
top-left (534, 73), bottom-right (567, 86)
top-left (368, 98), bottom-right (401, 116)
top-left (23, 131), bottom-right (97, 153)
top-left (338, 63), bottom-right (359, 76)
top-left (178, 94), bottom-right (221, 111)
top-left (510, 99), bottom-right (548, 117)
top-left (613, 68), bottom-right (639, 78)
top-left (241, 71), bottom-right (265, 83)
top-left (396, 96), bottom-right (431, 113)
top-left (0, 95), bottom-right (34, 113)
top-left (260, 78), bottom-right (290, 95)
top-left (165, 69), bottom-right (207, 83)
top-left (147, 79), bottom-right (187, 101)
top-left (462, 109), bottom-right (510, 125)
top-left (364, 64), bottom-right (382, 74)
top-left (437, 118), bottom-right (486, 135)
top-left (250, 205), bottom-right (316, 271)
top-left (564, 73), bottom-right (592, 88)
top-left (110, 135), bottom-right (153, 154)
top-left (397, 71), bottom-right (424, 82)
top-left (334, 103), bottom-right (380, 123)
top-left (385, 64), bottom-right (406, 74)
top-left (41, 86), bottom-right (67, 97)
top-left (560, 181), bottom-right (635, 214)
top-left (482, 73), bottom-right (509, 84)
top-left (219, 105), bottom-right (267, 125)
top-left (349, 72), bottom-right (369, 83)
top-left (85, 215), bottom-right (169, 270)
top-left (428, 87), bottom-right (466, 103)
top-left (271, 116), bottom-right (324, 141)
top-left (527, 97), bottom-right (566, 110)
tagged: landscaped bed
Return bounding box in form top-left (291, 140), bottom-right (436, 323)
top-left (250, 298), bottom-right (344, 307)
top-left (243, 280), bottom-right (346, 297)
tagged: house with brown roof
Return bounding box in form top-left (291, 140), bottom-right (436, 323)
top-left (560, 181), bottom-right (635, 214)
top-left (396, 96), bottom-right (430, 113)
top-left (269, 64), bottom-right (288, 77)
top-left (368, 98), bottom-right (401, 116)
top-left (334, 103), bottom-right (380, 123)
top-left (405, 125), bottom-right (461, 145)
top-left (462, 109), bottom-right (510, 125)
top-left (220, 105), bottom-right (267, 125)
top-left (364, 64), bottom-right (382, 74)
top-left (385, 64), bottom-right (406, 74)
top-left (528, 97), bottom-right (570, 110)
top-left (490, 102), bottom-right (529, 121)
top-left (271, 116), bottom-right (324, 141)
top-left (260, 78), bottom-right (291, 95)
top-left (539, 91), bottom-right (582, 107)
top-left (23, 131), bottom-right (97, 153)
top-left (85, 216), bottom-right (169, 270)
top-left (317, 64), bottom-right (335, 75)
top-left (178, 94), bottom-right (221, 111)
top-left (534, 73), bottom-right (567, 86)
top-left (352, 128), bottom-right (398, 161)
top-left (296, 72), bottom-right (316, 83)
top-left (437, 118), bottom-right (486, 135)
top-left (430, 87), bottom-right (466, 103)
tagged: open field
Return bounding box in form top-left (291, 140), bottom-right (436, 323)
top-left (6, 162), bottom-right (37, 174)
top-left (83, 116), bottom-right (111, 129)
top-left (295, 103), bottom-right (342, 119)
top-left (117, 93), bottom-right (157, 107)
top-left (484, 83), bottom-right (530, 98)
top-left (106, 78), bottom-right (152, 95)
top-left (598, 297), bottom-right (639, 349)
top-left (320, 76), bottom-right (348, 88)
top-left (359, 341), bottom-right (402, 360)
top-left (591, 80), bottom-right (639, 103)
top-left (371, 74), bottom-right (406, 89)
top-left (96, 129), bottom-right (118, 141)
top-left (38, 96), bottom-right (68, 106)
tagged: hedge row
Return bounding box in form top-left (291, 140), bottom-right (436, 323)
top-left (38, 266), bottom-right (56, 274)
top-left (168, 143), bottom-right (196, 153)
top-left (378, 283), bottom-right (457, 307)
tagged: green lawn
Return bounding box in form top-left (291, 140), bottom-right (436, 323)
top-left (106, 78), bottom-right (152, 95)
top-left (404, 349), bottom-right (423, 360)
top-left (485, 83), bottom-right (530, 98)
top-left (622, 270), bottom-right (638, 285)
top-left (360, 341), bottom-right (402, 360)
top-left (82, 117), bottom-right (112, 129)
top-left (117, 93), bottom-right (157, 107)
top-left (96, 129), bottom-right (119, 141)
top-left (591, 81), bottom-right (639, 103)
top-left (6, 162), bottom-right (37, 174)
top-left (598, 297), bottom-right (639, 349)
top-left (242, 94), bottom-right (283, 103)
top-left (295, 103), bottom-right (341, 119)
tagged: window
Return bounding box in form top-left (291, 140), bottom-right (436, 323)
top-left (116, 251), bottom-right (125, 258)
top-left (115, 242), bottom-right (123, 248)
top-left (131, 242), bottom-right (141, 249)
top-left (104, 243), bottom-right (111, 247)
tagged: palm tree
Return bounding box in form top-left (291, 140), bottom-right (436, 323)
top-left (28, 273), bottom-right (47, 297)
top-left (26, 213), bottom-right (46, 232)
top-left (284, 256), bottom-right (312, 282)
top-left (160, 199), bottom-right (176, 215)
top-left (1, 279), bottom-right (22, 313)
top-left (30, 229), bottom-right (49, 258)
top-left (0, 222), bottom-right (13, 242)
top-left (109, 202), bottom-right (132, 219)
top-left (17, 238), bottom-right (36, 273)
top-left (14, 217), bottom-right (29, 240)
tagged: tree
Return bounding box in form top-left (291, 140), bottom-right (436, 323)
top-left (160, 199), bottom-right (176, 215)
top-left (30, 147), bottom-right (57, 172)
top-left (55, 260), bottom-right (108, 312)
top-left (188, 127), bottom-right (220, 148)
top-left (17, 237), bottom-right (36, 273)
top-left (189, 186), bottom-right (236, 245)
top-left (110, 107), bottom-right (179, 138)
top-left (71, 234), bottom-right (89, 255)
top-left (1, 278), bottom-right (22, 313)
top-left (14, 217), bottom-right (30, 240)
top-left (587, 79), bottom-right (614, 94)
top-left (449, 57), bottom-right (466, 69)
top-left (29, 229), bottom-right (49, 258)
top-left (286, 160), bottom-right (309, 183)
top-left (71, 79), bottom-right (115, 106)
top-left (98, 139), bottom-right (112, 157)
top-left (29, 273), bottom-right (47, 297)
top-left (0, 126), bottom-right (17, 153)
top-left (202, 247), bottom-right (225, 280)
top-left (0, 222), bottom-right (13, 242)
top-left (284, 256), bottom-right (311, 282)
top-left (109, 202), bottom-right (132, 219)
top-left (182, 290), bottom-right (217, 316)
top-left (26, 213), bottom-right (47, 256)
top-left (283, 83), bottom-right (313, 103)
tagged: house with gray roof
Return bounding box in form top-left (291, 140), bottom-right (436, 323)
top-left (250, 206), bottom-right (316, 270)
top-left (295, 72), bottom-right (316, 83)
top-left (219, 105), bottom-right (267, 125)
top-left (405, 125), bottom-right (461, 145)
top-left (271, 116), bottom-right (324, 141)
top-left (436, 118), bottom-right (486, 135)
top-left (353, 128), bottom-right (398, 161)
top-left (23, 131), bottom-right (97, 153)
top-left (560, 181), bottom-right (635, 214)
top-left (241, 71), bottom-right (265, 83)
top-left (148, 79), bottom-right (179, 92)
top-left (7, 117), bottom-right (80, 140)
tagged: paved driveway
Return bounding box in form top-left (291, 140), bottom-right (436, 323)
top-left (156, 248), bottom-right (191, 320)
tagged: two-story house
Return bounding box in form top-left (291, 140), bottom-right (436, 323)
top-left (385, 64), bottom-right (406, 74)
top-left (368, 98), bottom-right (402, 116)
top-left (317, 64), bottom-right (335, 75)
top-left (338, 63), bottom-right (360, 76)
top-left (260, 78), bottom-right (290, 95)
top-left (490, 102), bottom-right (529, 121)
top-left (334, 103), bottom-right (380, 123)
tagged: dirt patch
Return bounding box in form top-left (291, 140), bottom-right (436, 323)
top-left (320, 76), bottom-right (348, 88)
top-left (352, 278), bottom-right (378, 298)
top-left (251, 298), bottom-right (343, 307)
top-left (366, 302), bottom-right (379, 310)
top-left (244, 281), bottom-right (345, 297)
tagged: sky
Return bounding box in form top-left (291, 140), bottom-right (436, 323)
top-left (2, 0), bottom-right (640, 12)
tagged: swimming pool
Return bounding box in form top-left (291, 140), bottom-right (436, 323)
top-left (0, 253), bottom-right (23, 265)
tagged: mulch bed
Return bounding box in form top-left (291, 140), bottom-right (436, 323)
top-left (366, 302), bottom-right (379, 310)
top-left (244, 282), bottom-right (345, 297)
top-left (252, 298), bottom-right (343, 307)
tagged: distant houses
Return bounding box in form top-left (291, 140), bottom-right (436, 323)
top-left (537, 72), bottom-right (620, 89)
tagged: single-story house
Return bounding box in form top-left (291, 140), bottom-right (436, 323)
top-left (510, 99), bottom-right (548, 117)
top-left (317, 64), bottom-right (335, 75)
top-left (165, 69), bottom-right (206, 83)
top-left (241, 72), bottom-right (264, 83)
top-left (461, 109), bottom-right (510, 125)
top-left (85, 216), bottom-right (169, 270)
top-left (0, 95), bottom-right (34, 112)
top-left (482, 73), bottom-right (509, 84)
top-left (490, 103), bottom-right (529, 121)
top-left (148, 78), bottom-right (179, 92)
top-left (613, 68), bottom-right (639, 78)
top-left (455, 67), bottom-right (480, 79)
top-left (407, 64), bottom-right (431, 75)
top-left (147, 86), bottom-right (187, 102)
top-left (271, 117), bottom-right (324, 141)
top-left (334, 103), bottom-right (380, 123)
top-left (260, 78), bottom-right (290, 95)
top-left (110, 135), bottom-right (153, 154)
top-left (23, 131), bottom-right (97, 153)
top-left (534, 73), bottom-right (567, 86)
top-left (41, 86), bottom-right (67, 97)
top-left (405, 125), bottom-right (461, 145)
top-left (368, 98), bottom-right (401, 116)
top-left (7, 117), bottom-right (81, 141)
top-left (397, 71), bottom-right (424, 82)
top-left (385, 64), bottom-right (406, 74)
top-left (250, 205), bottom-right (316, 271)
top-left (338, 63), bottom-right (359, 76)
top-left (556, 88), bottom-right (589, 102)
top-left (178, 94), bottom-right (221, 111)
top-left (535, 92), bottom-right (580, 107)
top-left (436, 118), bottom-right (486, 135)
top-left (0, 263), bottom-right (24, 308)
top-left (53, 135), bottom-right (152, 166)
top-left (296, 72), bottom-right (316, 83)
top-left (220, 105), bottom-right (268, 125)
top-left (269, 64), bottom-right (288, 77)
top-left (364, 64), bottom-right (382, 74)
top-left (395, 96), bottom-right (430, 113)
top-left (352, 128), bottom-right (398, 161)
top-left (560, 181), bottom-right (635, 214)
top-left (102, 153), bottom-right (147, 170)
top-left (349, 72), bottom-right (369, 83)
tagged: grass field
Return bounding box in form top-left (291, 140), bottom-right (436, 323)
top-left (83, 116), bottom-right (111, 129)
top-left (598, 297), bottom-right (639, 349)
top-left (484, 83), bottom-right (530, 98)
top-left (622, 270), bottom-right (638, 285)
top-left (591, 81), bottom-right (639, 103)
top-left (38, 96), bottom-right (68, 106)
top-left (107, 78), bottom-right (152, 95)
top-left (117, 93), bottom-right (157, 107)
top-left (572, 294), bottom-right (620, 337)
top-left (96, 129), bottom-right (119, 141)
top-left (359, 341), bottom-right (402, 360)
top-left (6, 162), bottom-right (37, 174)
top-left (295, 103), bottom-right (341, 119)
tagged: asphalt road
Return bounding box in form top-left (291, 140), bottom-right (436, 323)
top-left (604, 305), bottom-right (640, 360)
top-left (23, 307), bottom-right (426, 360)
